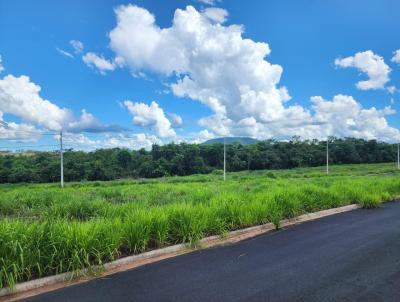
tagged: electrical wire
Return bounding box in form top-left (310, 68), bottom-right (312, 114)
top-left (0, 144), bottom-right (59, 149)
top-left (0, 127), bottom-right (158, 152)
top-left (0, 131), bottom-right (57, 135)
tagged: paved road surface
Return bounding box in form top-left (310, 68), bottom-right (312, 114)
top-left (24, 202), bottom-right (400, 302)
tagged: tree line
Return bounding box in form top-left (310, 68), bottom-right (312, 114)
top-left (0, 137), bottom-right (398, 183)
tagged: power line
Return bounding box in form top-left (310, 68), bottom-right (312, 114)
top-left (0, 144), bottom-right (59, 149)
top-left (0, 136), bottom-right (53, 141)
top-left (0, 122), bottom-right (58, 136)
top-left (1, 130), bottom-right (57, 135)
top-left (0, 125), bottom-right (151, 139)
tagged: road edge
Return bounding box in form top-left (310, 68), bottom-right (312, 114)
top-left (0, 203), bottom-right (360, 301)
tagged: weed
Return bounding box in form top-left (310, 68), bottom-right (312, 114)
top-left (0, 163), bottom-right (399, 288)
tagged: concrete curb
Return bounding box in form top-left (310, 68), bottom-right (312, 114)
top-left (0, 203), bottom-right (360, 300)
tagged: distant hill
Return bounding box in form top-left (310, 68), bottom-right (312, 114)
top-left (202, 137), bottom-right (260, 145)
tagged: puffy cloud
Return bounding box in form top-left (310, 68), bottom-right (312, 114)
top-left (189, 129), bottom-right (215, 144)
top-left (67, 110), bottom-right (99, 131)
top-left (199, 114), bottom-right (232, 136)
top-left (0, 55), bottom-right (4, 73)
top-left (105, 133), bottom-right (161, 149)
top-left (198, 94), bottom-right (400, 142)
top-left (198, 129), bottom-right (214, 140)
top-left (0, 114), bottom-right (41, 141)
top-left (310, 94), bottom-right (400, 141)
top-left (109, 5), bottom-right (290, 124)
top-left (335, 50), bottom-right (391, 90)
top-left (168, 113), bottom-right (183, 128)
top-left (123, 100), bottom-right (176, 138)
top-left (70, 40), bottom-right (84, 54)
top-left (62, 132), bottom-right (161, 151)
top-left (67, 109), bottom-right (126, 133)
top-left (202, 8), bottom-right (228, 23)
top-left (82, 52), bottom-right (116, 74)
top-left (0, 74), bottom-right (120, 133)
top-left (109, 5), bottom-right (185, 74)
top-left (105, 133), bottom-right (161, 150)
top-left (392, 49), bottom-right (400, 64)
top-left (391, 49), bottom-right (400, 64)
top-left (61, 133), bottom-right (96, 147)
top-left (56, 48), bottom-right (74, 59)
top-left (0, 75), bottom-right (73, 130)
top-left (105, 5), bottom-right (399, 142)
top-left (198, 107), bottom-right (314, 140)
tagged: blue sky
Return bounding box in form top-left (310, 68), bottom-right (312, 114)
top-left (0, 0), bottom-right (399, 150)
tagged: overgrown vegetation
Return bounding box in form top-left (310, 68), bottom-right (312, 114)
top-left (0, 163), bottom-right (399, 288)
top-left (0, 137), bottom-right (398, 183)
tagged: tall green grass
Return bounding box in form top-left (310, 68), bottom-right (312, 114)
top-left (0, 163), bottom-right (400, 288)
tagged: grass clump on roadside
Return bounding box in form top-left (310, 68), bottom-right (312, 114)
top-left (0, 163), bottom-right (400, 289)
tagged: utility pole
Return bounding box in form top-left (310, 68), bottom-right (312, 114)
top-left (60, 130), bottom-right (64, 188)
top-left (326, 137), bottom-right (329, 175)
top-left (397, 142), bottom-right (400, 170)
top-left (223, 137), bottom-right (226, 181)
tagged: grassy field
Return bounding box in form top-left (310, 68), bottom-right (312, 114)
top-left (1, 163), bottom-right (400, 288)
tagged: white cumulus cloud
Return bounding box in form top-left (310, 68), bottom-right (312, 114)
top-left (101, 5), bottom-right (399, 142)
top-left (168, 113), bottom-right (183, 128)
top-left (0, 74), bottom-right (120, 134)
top-left (123, 100), bottom-right (176, 138)
top-left (62, 132), bottom-right (161, 151)
top-left (202, 8), bottom-right (228, 23)
top-left (70, 40), bottom-right (84, 54)
top-left (0, 75), bottom-right (73, 131)
top-left (109, 5), bottom-right (291, 126)
top-left (67, 109), bottom-right (124, 133)
top-left (82, 52), bottom-right (116, 74)
top-left (392, 49), bottom-right (400, 64)
top-left (197, 94), bottom-right (400, 141)
top-left (189, 129), bottom-right (215, 144)
top-left (310, 94), bottom-right (399, 141)
top-left (0, 113), bottom-right (41, 141)
top-left (335, 50), bottom-right (391, 90)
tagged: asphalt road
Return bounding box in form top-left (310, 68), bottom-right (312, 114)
top-left (24, 202), bottom-right (400, 302)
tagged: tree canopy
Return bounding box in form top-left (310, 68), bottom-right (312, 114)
top-left (0, 137), bottom-right (398, 183)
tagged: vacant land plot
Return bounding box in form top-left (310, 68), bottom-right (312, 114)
top-left (1, 163), bottom-right (400, 289)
